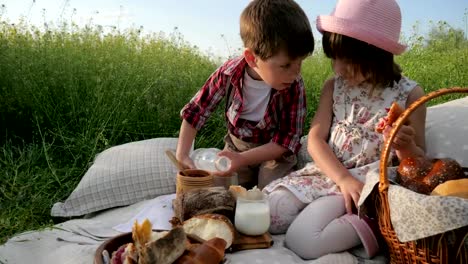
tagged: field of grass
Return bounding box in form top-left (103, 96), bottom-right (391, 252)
top-left (0, 20), bottom-right (467, 244)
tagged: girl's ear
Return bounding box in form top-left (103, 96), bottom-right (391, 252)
top-left (243, 48), bottom-right (257, 68)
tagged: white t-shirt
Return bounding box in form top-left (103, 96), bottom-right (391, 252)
top-left (240, 71), bottom-right (272, 122)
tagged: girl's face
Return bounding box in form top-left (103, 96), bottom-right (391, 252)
top-left (332, 58), bottom-right (366, 86)
top-left (245, 49), bottom-right (307, 90)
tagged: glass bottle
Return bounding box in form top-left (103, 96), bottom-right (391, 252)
top-left (190, 148), bottom-right (231, 172)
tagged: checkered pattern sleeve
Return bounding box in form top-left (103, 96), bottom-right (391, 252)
top-left (271, 77), bottom-right (307, 154)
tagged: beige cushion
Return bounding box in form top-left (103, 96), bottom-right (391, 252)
top-left (51, 138), bottom-right (180, 217)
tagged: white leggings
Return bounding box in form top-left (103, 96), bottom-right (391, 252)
top-left (268, 188), bottom-right (362, 259)
top-left (268, 187), bottom-right (308, 234)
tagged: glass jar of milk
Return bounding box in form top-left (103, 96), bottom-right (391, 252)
top-left (234, 193), bottom-right (270, 236)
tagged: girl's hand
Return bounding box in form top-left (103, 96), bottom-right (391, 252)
top-left (383, 124), bottom-right (416, 151)
top-left (337, 176), bottom-right (364, 214)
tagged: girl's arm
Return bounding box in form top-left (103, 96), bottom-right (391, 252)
top-left (383, 85), bottom-right (426, 160)
top-left (308, 79), bottom-right (363, 214)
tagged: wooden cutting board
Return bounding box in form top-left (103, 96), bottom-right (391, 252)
top-left (229, 231), bottom-right (274, 252)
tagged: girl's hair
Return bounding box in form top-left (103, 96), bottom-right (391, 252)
top-left (322, 31), bottom-right (402, 88)
top-left (240, 0), bottom-right (314, 60)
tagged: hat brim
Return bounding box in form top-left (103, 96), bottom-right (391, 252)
top-left (316, 15), bottom-right (406, 55)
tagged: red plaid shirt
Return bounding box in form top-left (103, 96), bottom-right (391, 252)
top-left (181, 56), bottom-right (306, 154)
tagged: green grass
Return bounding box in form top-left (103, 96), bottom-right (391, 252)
top-left (0, 19), bottom-right (467, 244)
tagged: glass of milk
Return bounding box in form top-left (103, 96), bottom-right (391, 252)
top-left (234, 193), bottom-right (270, 236)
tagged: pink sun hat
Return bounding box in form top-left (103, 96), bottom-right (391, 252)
top-left (316, 0), bottom-right (407, 55)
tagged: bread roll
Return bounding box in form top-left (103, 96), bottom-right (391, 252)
top-left (386, 102), bottom-right (404, 126)
top-left (229, 185), bottom-right (247, 199)
top-left (431, 179), bottom-right (468, 199)
top-left (375, 102), bottom-right (404, 133)
top-left (182, 214), bottom-right (235, 249)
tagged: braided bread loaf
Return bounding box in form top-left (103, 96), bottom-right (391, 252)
top-left (397, 157), bottom-right (466, 194)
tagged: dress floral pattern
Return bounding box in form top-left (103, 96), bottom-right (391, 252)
top-left (263, 76), bottom-right (417, 204)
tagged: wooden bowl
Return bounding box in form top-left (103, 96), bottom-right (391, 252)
top-left (94, 232), bottom-right (132, 264)
top-left (94, 230), bottom-right (275, 263)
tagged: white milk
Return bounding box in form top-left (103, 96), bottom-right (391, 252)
top-left (234, 202), bottom-right (270, 236)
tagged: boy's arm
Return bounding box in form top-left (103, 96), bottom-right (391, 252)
top-left (177, 61), bottom-right (231, 168)
top-left (180, 63), bottom-right (230, 131)
top-left (218, 142), bottom-right (288, 177)
top-left (223, 142), bottom-right (288, 167)
top-left (176, 120), bottom-right (197, 169)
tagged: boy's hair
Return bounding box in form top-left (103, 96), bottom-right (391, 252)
top-left (240, 0), bottom-right (314, 60)
top-left (322, 31), bottom-right (402, 88)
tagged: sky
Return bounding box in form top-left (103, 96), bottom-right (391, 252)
top-left (1, 0), bottom-right (467, 59)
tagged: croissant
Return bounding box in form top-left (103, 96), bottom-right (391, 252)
top-left (174, 237), bottom-right (227, 264)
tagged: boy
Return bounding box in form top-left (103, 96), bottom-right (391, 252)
top-left (176, 0), bottom-right (314, 189)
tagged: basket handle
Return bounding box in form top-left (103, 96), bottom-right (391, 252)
top-left (379, 87), bottom-right (468, 193)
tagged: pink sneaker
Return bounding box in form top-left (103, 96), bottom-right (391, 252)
top-left (342, 214), bottom-right (380, 258)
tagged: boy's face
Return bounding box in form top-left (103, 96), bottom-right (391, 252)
top-left (244, 49), bottom-right (307, 91)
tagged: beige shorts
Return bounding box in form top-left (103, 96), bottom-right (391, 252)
top-left (223, 133), bottom-right (297, 189)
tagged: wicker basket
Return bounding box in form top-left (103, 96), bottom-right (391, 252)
top-left (376, 87), bottom-right (468, 264)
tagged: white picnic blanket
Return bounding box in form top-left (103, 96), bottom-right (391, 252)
top-left (0, 193), bottom-right (387, 264)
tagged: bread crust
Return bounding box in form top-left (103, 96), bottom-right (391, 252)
top-left (139, 227), bottom-right (187, 264)
top-left (376, 102), bottom-right (404, 133)
top-left (173, 187), bottom-right (236, 221)
top-left (386, 102), bottom-right (404, 125)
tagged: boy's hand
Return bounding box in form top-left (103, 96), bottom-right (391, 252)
top-left (178, 155), bottom-right (196, 170)
top-left (215, 150), bottom-right (244, 176)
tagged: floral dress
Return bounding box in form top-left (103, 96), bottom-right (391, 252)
top-left (263, 76), bottom-right (417, 203)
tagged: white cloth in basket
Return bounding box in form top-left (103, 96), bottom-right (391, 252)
top-left (358, 166), bottom-right (468, 242)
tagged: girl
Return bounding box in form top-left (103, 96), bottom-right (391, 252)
top-left (263, 0), bottom-right (426, 259)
